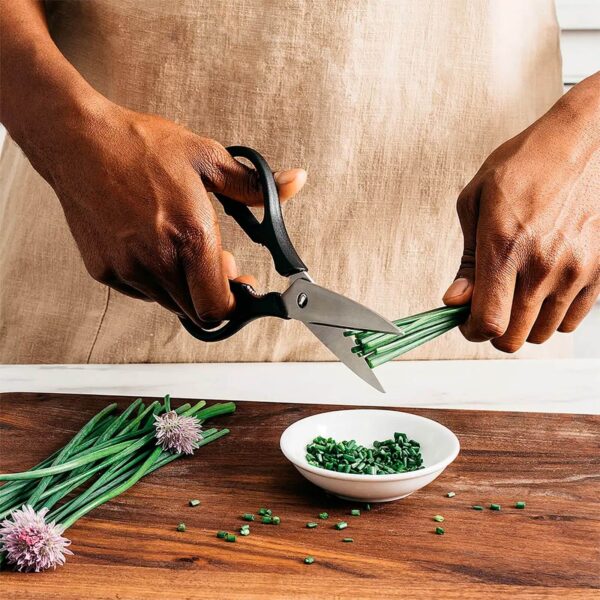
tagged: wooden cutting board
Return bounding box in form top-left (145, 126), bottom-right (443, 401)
top-left (0, 393), bottom-right (598, 599)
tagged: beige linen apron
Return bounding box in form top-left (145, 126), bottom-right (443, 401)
top-left (0, 0), bottom-right (569, 363)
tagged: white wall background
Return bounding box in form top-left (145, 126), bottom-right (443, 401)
top-left (0, 1), bottom-right (598, 356)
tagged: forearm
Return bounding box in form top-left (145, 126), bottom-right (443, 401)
top-left (0, 0), bottom-right (102, 179)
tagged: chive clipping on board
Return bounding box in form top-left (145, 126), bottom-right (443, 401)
top-left (515, 501), bottom-right (526, 509)
top-left (240, 525), bottom-right (250, 536)
top-left (217, 531), bottom-right (228, 538)
top-left (304, 556), bottom-right (315, 564)
top-left (305, 433), bottom-right (423, 476)
top-left (242, 513), bottom-right (255, 521)
top-left (335, 521), bottom-right (348, 530)
top-left (446, 492), bottom-right (456, 498)
top-left (365, 504), bottom-right (371, 511)
top-left (272, 516), bottom-right (281, 525)
top-left (472, 505), bottom-right (484, 511)
top-left (435, 527), bottom-right (445, 535)
top-left (262, 515), bottom-right (273, 524)
top-left (258, 508), bottom-right (268, 516)
top-left (306, 522), bottom-right (318, 528)
top-left (319, 512), bottom-right (329, 520)
top-left (176, 523), bottom-right (186, 532)
top-left (490, 504), bottom-right (501, 511)
top-left (189, 499), bottom-right (200, 507)
top-left (225, 534), bottom-right (236, 542)
top-left (342, 537), bottom-right (354, 543)
top-left (351, 509), bottom-right (361, 516)
top-left (433, 515), bottom-right (444, 522)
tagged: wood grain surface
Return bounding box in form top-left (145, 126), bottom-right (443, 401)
top-left (0, 392), bottom-right (598, 599)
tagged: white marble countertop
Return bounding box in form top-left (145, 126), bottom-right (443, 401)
top-left (1, 359), bottom-right (598, 414)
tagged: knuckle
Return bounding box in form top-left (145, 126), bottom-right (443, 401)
top-left (194, 138), bottom-right (228, 188)
top-left (563, 257), bottom-right (587, 285)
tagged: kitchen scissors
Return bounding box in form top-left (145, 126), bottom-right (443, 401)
top-left (180, 146), bottom-right (401, 392)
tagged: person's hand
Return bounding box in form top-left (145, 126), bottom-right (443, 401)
top-left (443, 76), bottom-right (600, 352)
top-left (36, 99), bottom-right (307, 326)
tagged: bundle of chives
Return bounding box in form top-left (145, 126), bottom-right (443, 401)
top-left (0, 396), bottom-right (235, 572)
top-left (347, 305), bottom-right (469, 368)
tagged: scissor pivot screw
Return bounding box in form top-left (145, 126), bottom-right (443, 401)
top-left (297, 293), bottom-right (308, 308)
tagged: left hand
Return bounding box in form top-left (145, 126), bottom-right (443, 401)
top-left (443, 73), bottom-right (600, 353)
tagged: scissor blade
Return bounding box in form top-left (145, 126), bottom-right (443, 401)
top-left (283, 277), bottom-right (401, 335)
top-left (306, 323), bottom-right (385, 393)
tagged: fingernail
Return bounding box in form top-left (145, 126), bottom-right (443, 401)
top-left (274, 170), bottom-right (297, 186)
top-left (444, 278), bottom-right (470, 299)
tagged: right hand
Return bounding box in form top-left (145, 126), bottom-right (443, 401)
top-left (36, 99), bottom-right (307, 326)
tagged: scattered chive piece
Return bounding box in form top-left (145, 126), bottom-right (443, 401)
top-left (262, 516), bottom-right (273, 524)
top-left (217, 530), bottom-right (228, 538)
top-left (306, 522), bottom-right (318, 529)
top-left (258, 508), bottom-right (267, 516)
top-left (319, 512), bottom-right (329, 520)
top-left (335, 521), bottom-right (348, 530)
top-left (226, 533), bottom-right (236, 542)
top-left (176, 523), bottom-right (186, 532)
top-left (515, 501), bottom-right (526, 509)
top-left (304, 556), bottom-right (315, 564)
top-left (188, 499), bottom-right (200, 507)
top-left (490, 503), bottom-right (501, 511)
top-left (365, 503), bottom-right (371, 511)
top-left (272, 516), bottom-right (281, 525)
top-left (239, 526), bottom-right (250, 536)
top-left (433, 515), bottom-right (444, 522)
top-left (351, 509), bottom-right (361, 516)
top-left (342, 537), bottom-right (354, 543)
top-left (242, 513), bottom-right (255, 521)
top-left (446, 492), bottom-right (456, 498)
top-left (435, 527), bottom-right (445, 535)
top-left (472, 505), bottom-right (484, 511)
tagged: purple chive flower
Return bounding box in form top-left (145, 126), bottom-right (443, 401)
top-left (154, 410), bottom-right (202, 454)
top-left (0, 505), bottom-right (72, 572)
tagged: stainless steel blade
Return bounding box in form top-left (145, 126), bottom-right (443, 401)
top-left (306, 322), bottom-right (385, 393)
top-left (283, 275), bottom-right (401, 335)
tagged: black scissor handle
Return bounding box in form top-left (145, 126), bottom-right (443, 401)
top-left (216, 146), bottom-right (306, 277)
top-left (179, 280), bottom-right (288, 342)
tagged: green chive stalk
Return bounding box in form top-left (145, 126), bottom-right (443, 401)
top-left (0, 396), bottom-right (235, 570)
top-left (349, 305), bottom-right (469, 368)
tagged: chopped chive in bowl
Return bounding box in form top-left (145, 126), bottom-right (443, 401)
top-left (305, 433), bottom-right (423, 476)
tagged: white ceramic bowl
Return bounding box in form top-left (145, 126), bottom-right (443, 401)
top-left (280, 409), bottom-right (460, 502)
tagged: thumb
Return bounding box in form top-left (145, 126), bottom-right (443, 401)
top-left (443, 184), bottom-right (479, 306)
top-left (197, 140), bottom-right (307, 206)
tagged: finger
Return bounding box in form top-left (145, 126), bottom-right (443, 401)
top-left (527, 294), bottom-right (576, 344)
top-left (460, 241), bottom-right (518, 343)
top-left (491, 282), bottom-right (545, 353)
top-left (273, 169), bottom-right (308, 202)
top-left (558, 284), bottom-right (600, 333)
top-left (222, 250), bottom-right (239, 279)
top-left (192, 138), bottom-right (307, 206)
top-left (177, 194), bottom-right (235, 325)
top-left (443, 181), bottom-right (481, 306)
